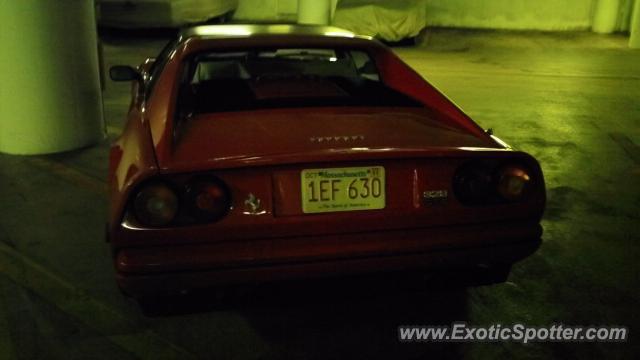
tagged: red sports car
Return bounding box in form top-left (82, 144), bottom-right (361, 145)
top-left (108, 25), bottom-right (545, 301)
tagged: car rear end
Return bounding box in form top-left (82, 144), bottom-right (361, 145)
top-left (112, 144), bottom-right (544, 298)
top-left (109, 28), bottom-right (545, 298)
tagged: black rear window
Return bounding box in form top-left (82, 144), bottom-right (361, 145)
top-left (176, 48), bottom-right (422, 115)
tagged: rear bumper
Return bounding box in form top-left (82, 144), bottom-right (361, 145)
top-left (115, 221), bottom-right (542, 298)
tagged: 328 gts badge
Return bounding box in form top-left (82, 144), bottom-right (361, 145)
top-left (423, 190), bottom-right (448, 205)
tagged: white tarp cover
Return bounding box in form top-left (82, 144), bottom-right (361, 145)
top-left (332, 0), bottom-right (427, 42)
top-left (98, 0), bottom-right (238, 28)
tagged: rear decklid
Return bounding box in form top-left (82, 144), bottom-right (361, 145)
top-left (162, 107), bottom-right (501, 171)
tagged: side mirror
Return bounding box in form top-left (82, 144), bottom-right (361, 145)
top-left (109, 65), bottom-right (142, 82)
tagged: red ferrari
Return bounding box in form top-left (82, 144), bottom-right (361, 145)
top-left (107, 25), bottom-right (545, 301)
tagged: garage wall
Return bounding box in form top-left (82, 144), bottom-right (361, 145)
top-left (234, 0), bottom-right (298, 22)
top-left (234, 0), bottom-right (337, 22)
top-left (233, 0), bottom-right (635, 32)
top-left (424, 0), bottom-right (595, 31)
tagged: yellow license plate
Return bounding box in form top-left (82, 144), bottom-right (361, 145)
top-left (301, 166), bottom-right (385, 214)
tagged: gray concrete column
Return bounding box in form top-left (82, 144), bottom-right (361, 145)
top-left (298, 0), bottom-right (332, 25)
top-left (0, 0), bottom-right (104, 155)
top-left (593, 0), bottom-right (621, 33)
top-left (630, 0), bottom-right (640, 48)
top-left (331, 0), bottom-right (339, 21)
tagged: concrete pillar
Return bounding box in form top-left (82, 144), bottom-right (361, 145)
top-left (331, 0), bottom-right (339, 21)
top-left (0, 0), bottom-right (104, 155)
top-left (630, 0), bottom-right (640, 48)
top-left (298, 0), bottom-right (332, 25)
top-left (593, 0), bottom-right (621, 33)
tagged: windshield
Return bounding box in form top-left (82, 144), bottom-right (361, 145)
top-left (176, 47), bottom-right (422, 115)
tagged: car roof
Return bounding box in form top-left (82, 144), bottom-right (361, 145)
top-left (179, 24), bottom-right (370, 42)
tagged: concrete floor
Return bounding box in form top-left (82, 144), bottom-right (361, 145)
top-left (0, 29), bottom-right (638, 359)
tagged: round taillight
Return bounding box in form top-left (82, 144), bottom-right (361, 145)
top-left (133, 183), bottom-right (179, 226)
top-left (453, 167), bottom-right (493, 204)
top-left (186, 179), bottom-right (230, 222)
top-left (497, 166), bottom-right (531, 201)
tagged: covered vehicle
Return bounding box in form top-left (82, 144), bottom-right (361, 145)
top-left (108, 25), bottom-right (545, 301)
top-left (332, 0), bottom-right (427, 42)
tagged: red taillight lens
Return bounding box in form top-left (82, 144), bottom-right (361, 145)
top-left (454, 161), bottom-right (535, 205)
top-left (133, 183), bottom-right (179, 226)
top-left (497, 166), bottom-right (531, 201)
top-left (453, 167), bottom-right (493, 204)
top-left (186, 179), bottom-right (230, 222)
